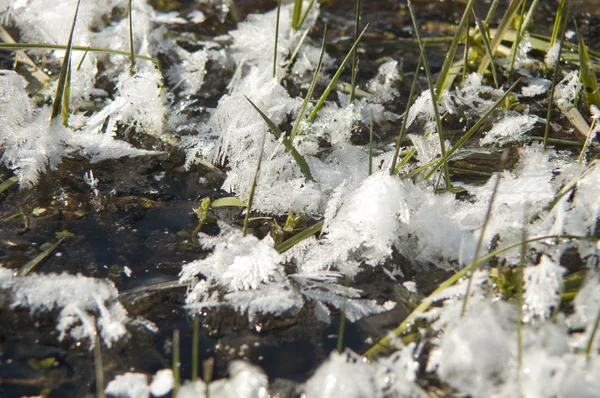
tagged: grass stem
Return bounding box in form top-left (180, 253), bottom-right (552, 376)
top-left (349, 0), bottom-right (361, 103)
top-left (94, 334), bottom-right (105, 398)
top-left (242, 131), bottom-right (267, 237)
top-left (128, 0), bottom-right (135, 75)
top-left (273, 0), bottom-right (281, 79)
top-left (391, 55), bottom-right (422, 175)
top-left (173, 329), bottom-right (180, 398)
top-left (192, 315), bottom-right (200, 382)
top-left (544, 10), bottom-right (570, 149)
top-left (460, 151), bottom-right (507, 317)
top-left (406, 0), bottom-right (451, 191)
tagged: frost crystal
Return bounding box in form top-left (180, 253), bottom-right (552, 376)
top-left (523, 255), bottom-right (566, 322)
top-left (1, 269), bottom-right (130, 348)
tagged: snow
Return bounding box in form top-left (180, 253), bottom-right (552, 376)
top-left (3, 1), bottom-right (600, 396)
top-left (1, 268), bottom-right (130, 348)
top-left (105, 372), bottom-right (150, 398)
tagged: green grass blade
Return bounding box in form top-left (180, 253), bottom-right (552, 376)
top-left (94, 334), bottom-right (105, 398)
top-left (435, 0), bottom-right (476, 96)
top-left (276, 219), bottom-right (324, 253)
top-left (586, 305), bottom-right (600, 358)
top-left (406, 0), bottom-right (451, 191)
top-left (516, 212), bottom-right (526, 370)
top-left (349, 0), bottom-right (362, 103)
top-left (128, 0), bottom-right (135, 74)
top-left (522, 0), bottom-right (541, 33)
top-left (477, 0), bottom-right (523, 76)
top-left (306, 25), bottom-right (368, 124)
top-left (472, 4), bottom-right (499, 88)
top-left (246, 97), bottom-right (314, 181)
top-left (544, 13), bottom-right (570, 149)
top-left (297, 0), bottom-right (317, 31)
top-left (51, 0), bottom-right (81, 122)
top-left (460, 151), bottom-right (507, 317)
top-left (0, 43), bottom-right (158, 65)
top-left (391, 56), bottom-right (422, 174)
top-left (291, 0), bottom-right (302, 30)
top-left (393, 147), bottom-right (417, 175)
top-left (273, 0), bottom-right (281, 78)
top-left (484, 0), bottom-right (500, 25)
top-left (508, 0), bottom-right (528, 79)
top-left (0, 176), bottom-right (18, 194)
top-left (18, 237), bottom-right (66, 277)
top-left (577, 24), bottom-right (600, 109)
top-left (243, 131), bottom-right (266, 237)
top-left (368, 109), bottom-right (373, 175)
top-left (290, 26), bottom-right (327, 141)
top-left (211, 197), bottom-right (246, 207)
top-left (61, 63), bottom-right (71, 126)
top-left (424, 79), bottom-right (520, 181)
top-left (172, 329), bottom-right (180, 398)
top-left (462, 14), bottom-right (471, 82)
top-left (192, 315), bottom-right (199, 382)
top-left (550, 0), bottom-right (567, 47)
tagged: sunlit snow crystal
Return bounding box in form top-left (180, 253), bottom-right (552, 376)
top-left (105, 372), bottom-right (150, 398)
top-left (304, 351), bottom-right (377, 398)
top-left (523, 255), bottom-right (566, 323)
top-left (367, 60), bottom-right (401, 103)
top-left (2, 269), bottom-right (130, 348)
top-left (480, 114), bottom-right (538, 146)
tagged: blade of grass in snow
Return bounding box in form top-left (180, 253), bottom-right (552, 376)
top-left (276, 219), bottom-right (324, 253)
top-left (173, 329), bottom-right (180, 398)
top-left (290, 26), bottom-right (327, 142)
top-left (517, 211), bottom-right (527, 370)
top-left (0, 176), bottom-right (18, 195)
top-left (393, 147), bottom-right (417, 175)
top-left (508, 0), bottom-right (528, 80)
top-left (472, 3), bottom-right (499, 88)
top-left (61, 63), bottom-right (71, 126)
top-left (128, 0), bottom-right (134, 74)
top-left (435, 0), bottom-right (476, 96)
top-left (192, 315), bottom-right (199, 382)
top-left (94, 334), bottom-right (105, 398)
top-left (544, 12), bottom-right (570, 149)
top-left (211, 197), bottom-right (246, 207)
top-left (337, 278), bottom-right (350, 353)
top-left (203, 357), bottom-right (214, 398)
top-left (297, 0), bottom-right (316, 30)
top-left (462, 14), bottom-right (471, 82)
top-left (306, 25), bottom-right (368, 124)
top-left (391, 56), bottom-right (422, 174)
top-left (484, 0), bottom-right (501, 25)
top-left (246, 97), bottom-right (314, 181)
top-left (291, 0), bottom-right (302, 30)
top-left (407, 0), bottom-right (451, 191)
top-left (550, 0), bottom-right (567, 47)
top-left (477, 0), bottom-right (523, 76)
top-left (349, 0), bottom-right (361, 103)
top-left (18, 237), bottom-right (66, 277)
top-left (460, 151), bottom-right (507, 317)
top-left (50, 0), bottom-right (81, 123)
top-left (586, 306), bottom-right (600, 358)
top-left (578, 118), bottom-right (597, 164)
top-left (364, 233), bottom-right (597, 358)
top-left (242, 131), bottom-right (266, 237)
top-left (273, 0), bottom-right (281, 78)
top-left (368, 109), bottom-right (373, 175)
top-left (423, 79), bottom-right (520, 181)
top-left (522, 0), bottom-right (541, 32)
top-left (0, 43), bottom-right (159, 66)
top-left (76, 46), bottom-right (90, 71)
top-left (577, 25), bottom-right (600, 109)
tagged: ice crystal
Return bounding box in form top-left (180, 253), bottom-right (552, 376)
top-left (1, 269), bottom-right (130, 348)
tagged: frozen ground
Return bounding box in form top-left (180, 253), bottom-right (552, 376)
top-left (0, 0), bottom-right (599, 397)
